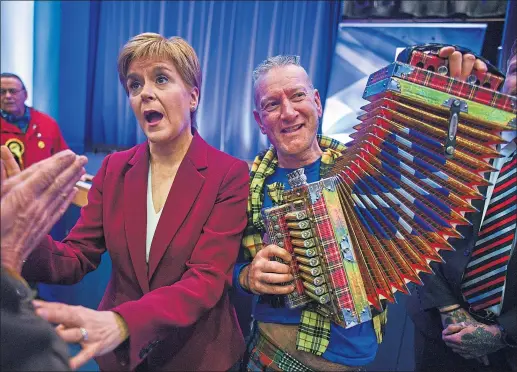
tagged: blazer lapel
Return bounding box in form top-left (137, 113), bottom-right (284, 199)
top-left (147, 132), bottom-right (208, 280)
top-left (124, 143), bottom-right (150, 294)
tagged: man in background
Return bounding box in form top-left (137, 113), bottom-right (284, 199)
top-left (1, 73), bottom-right (68, 169)
top-left (407, 40), bottom-right (517, 372)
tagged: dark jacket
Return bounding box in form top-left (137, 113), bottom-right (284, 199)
top-left (0, 268), bottom-right (70, 371)
top-left (407, 194), bottom-right (517, 341)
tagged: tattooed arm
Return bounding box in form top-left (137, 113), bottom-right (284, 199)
top-left (440, 308), bottom-right (505, 359)
top-left (439, 306), bottom-right (471, 328)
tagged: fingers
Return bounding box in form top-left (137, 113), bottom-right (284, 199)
top-left (43, 159), bottom-right (85, 207)
top-left (438, 46), bottom-right (456, 59)
top-left (69, 347), bottom-right (97, 371)
top-left (40, 154), bottom-right (87, 200)
top-left (442, 324), bottom-right (472, 351)
top-left (34, 300), bottom-right (82, 328)
top-left (474, 58), bottom-right (488, 74)
top-left (55, 323), bottom-right (98, 370)
top-left (262, 260), bottom-right (292, 274)
top-left (443, 337), bottom-right (466, 350)
top-left (0, 146), bottom-right (21, 179)
top-left (1, 161), bottom-right (6, 194)
top-left (23, 155), bottom-right (85, 218)
top-left (28, 188), bottom-right (78, 251)
top-left (259, 244), bottom-right (292, 263)
top-left (438, 46), bottom-right (487, 81)
top-left (443, 322), bottom-right (467, 336)
top-left (260, 271), bottom-right (294, 284)
top-left (248, 248), bottom-right (296, 294)
top-left (461, 54), bottom-right (476, 81)
top-left (55, 326), bottom-right (85, 344)
top-left (252, 280), bottom-right (295, 295)
top-left (12, 151), bottom-right (78, 199)
top-left (449, 51), bottom-right (463, 79)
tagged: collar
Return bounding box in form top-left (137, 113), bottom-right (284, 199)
top-left (0, 106), bottom-right (31, 132)
top-left (127, 128), bottom-right (208, 171)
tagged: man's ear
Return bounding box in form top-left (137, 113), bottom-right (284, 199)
top-left (22, 90), bottom-right (28, 104)
top-left (314, 89), bottom-right (322, 117)
top-left (253, 110), bottom-right (266, 134)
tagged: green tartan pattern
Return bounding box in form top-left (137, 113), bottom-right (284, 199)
top-left (266, 182), bottom-right (286, 206)
top-left (296, 310), bottom-right (331, 355)
top-left (241, 135), bottom-right (387, 356)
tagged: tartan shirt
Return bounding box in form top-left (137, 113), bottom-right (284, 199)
top-left (241, 135), bottom-right (388, 356)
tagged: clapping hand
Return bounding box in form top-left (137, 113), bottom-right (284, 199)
top-left (0, 148), bottom-right (87, 273)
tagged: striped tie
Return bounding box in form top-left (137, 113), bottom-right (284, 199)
top-left (461, 151), bottom-right (516, 314)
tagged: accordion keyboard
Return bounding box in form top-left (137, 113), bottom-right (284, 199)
top-left (263, 177), bottom-right (373, 328)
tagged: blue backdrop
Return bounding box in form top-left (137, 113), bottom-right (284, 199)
top-left (33, 0), bottom-right (340, 159)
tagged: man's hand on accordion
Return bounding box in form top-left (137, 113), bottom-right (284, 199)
top-left (239, 245), bottom-right (296, 295)
top-left (439, 46), bottom-right (488, 81)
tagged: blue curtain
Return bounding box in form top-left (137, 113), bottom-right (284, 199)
top-left (83, 0), bottom-right (340, 159)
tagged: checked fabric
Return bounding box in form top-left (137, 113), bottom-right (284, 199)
top-left (242, 135), bottom-right (387, 356)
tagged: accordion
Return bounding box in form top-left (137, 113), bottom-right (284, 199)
top-left (262, 45), bottom-right (516, 329)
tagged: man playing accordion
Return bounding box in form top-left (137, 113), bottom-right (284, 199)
top-left (233, 42), bottom-right (508, 371)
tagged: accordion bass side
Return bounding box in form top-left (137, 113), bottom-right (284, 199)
top-left (262, 49), bottom-right (516, 329)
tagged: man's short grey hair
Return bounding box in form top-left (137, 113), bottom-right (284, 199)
top-left (252, 55), bottom-right (302, 83)
top-left (252, 55), bottom-right (314, 107)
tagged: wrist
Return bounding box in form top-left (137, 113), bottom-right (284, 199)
top-left (1, 265), bottom-right (29, 288)
top-left (239, 265), bottom-right (250, 291)
top-left (113, 312), bottom-right (129, 342)
top-left (438, 304), bottom-right (462, 314)
top-left (1, 255), bottom-right (23, 277)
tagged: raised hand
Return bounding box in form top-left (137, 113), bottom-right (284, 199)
top-left (439, 46), bottom-right (488, 81)
top-left (1, 150), bottom-right (87, 273)
top-left (240, 244), bottom-right (295, 295)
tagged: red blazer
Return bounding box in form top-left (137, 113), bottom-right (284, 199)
top-left (22, 132), bottom-right (249, 371)
top-left (1, 107), bottom-right (68, 169)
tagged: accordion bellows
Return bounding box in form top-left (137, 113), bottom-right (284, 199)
top-left (262, 54), bottom-right (516, 329)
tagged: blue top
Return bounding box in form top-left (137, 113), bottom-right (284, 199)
top-left (233, 158), bottom-right (377, 366)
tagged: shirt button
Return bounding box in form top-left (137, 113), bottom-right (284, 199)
top-left (464, 249), bottom-right (470, 256)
